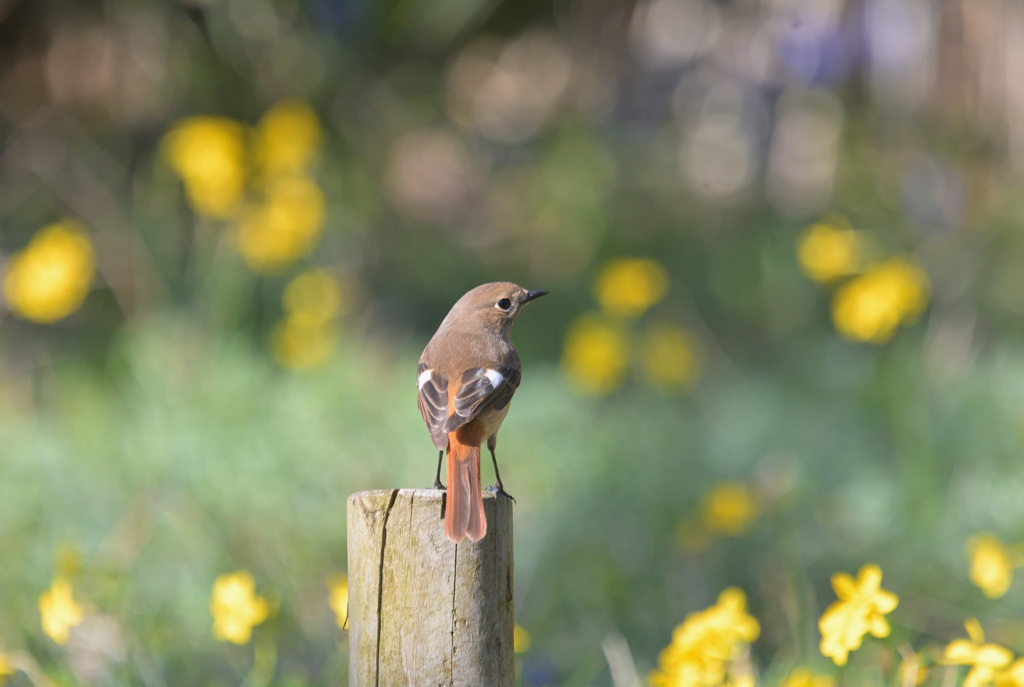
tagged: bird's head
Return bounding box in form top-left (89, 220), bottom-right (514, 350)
top-left (450, 282), bottom-right (548, 337)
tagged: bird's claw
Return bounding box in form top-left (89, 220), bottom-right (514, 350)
top-left (433, 479), bottom-right (446, 491)
top-left (487, 484), bottom-right (516, 503)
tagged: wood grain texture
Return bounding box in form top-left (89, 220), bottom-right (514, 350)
top-left (347, 489), bottom-right (514, 687)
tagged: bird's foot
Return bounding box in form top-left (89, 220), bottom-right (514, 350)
top-left (433, 479), bottom-right (446, 491)
top-left (487, 484), bottom-right (516, 503)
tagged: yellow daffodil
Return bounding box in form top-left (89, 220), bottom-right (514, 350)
top-left (640, 323), bottom-right (699, 391)
top-left (163, 116), bottom-right (247, 218)
top-left (830, 564), bottom-right (899, 633)
top-left (272, 270), bottom-right (345, 370)
top-left (236, 175), bottom-right (325, 273)
top-left (271, 317), bottom-right (338, 370)
top-left (562, 315), bottom-right (630, 395)
top-left (253, 99), bottom-right (322, 179)
top-left (996, 657), bottom-right (1024, 687)
top-left (818, 564), bottom-right (898, 666)
top-left (797, 219), bottom-right (863, 282)
top-left (210, 571), bottom-right (269, 644)
top-left (944, 618), bottom-right (1014, 687)
top-left (650, 587), bottom-right (759, 687)
top-left (701, 483), bottom-right (757, 536)
top-left (283, 270), bottom-right (345, 326)
top-left (831, 257), bottom-right (930, 344)
top-left (514, 625), bottom-right (532, 653)
top-left (594, 258), bottom-right (668, 318)
top-left (781, 667), bottom-right (835, 687)
top-left (0, 650), bottom-right (15, 684)
top-left (695, 588), bottom-right (761, 645)
top-left (723, 670), bottom-right (755, 687)
top-left (968, 533), bottom-right (1016, 599)
top-left (39, 576), bottom-right (84, 644)
top-left (4, 220), bottom-right (95, 324)
top-left (819, 599), bottom-right (871, 667)
top-left (327, 575), bottom-right (348, 631)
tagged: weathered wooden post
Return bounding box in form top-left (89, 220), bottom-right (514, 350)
top-left (347, 489), bottom-right (514, 686)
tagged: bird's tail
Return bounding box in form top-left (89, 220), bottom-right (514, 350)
top-left (445, 431), bottom-right (486, 543)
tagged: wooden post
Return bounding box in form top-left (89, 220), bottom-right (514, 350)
top-left (346, 489), bottom-right (514, 687)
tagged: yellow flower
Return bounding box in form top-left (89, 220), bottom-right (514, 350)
top-left (723, 668), bottom-right (755, 687)
top-left (818, 564), bottom-right (899, 666)
top-left (283, 270), bottom-right (345, 327)
top-left (327, 576), bottom-right (348, 631)
top-left (0, 650), bottom-right (15, 683)
top-left (562, 315), bottom-right (630, 395)
top-left (210, 571), bottom-right (269, 644)
top-left (797, 219), bottom-right (863, 282)
top-left (819, 601), bottom-right (870, 668)
top-left (781, 667), bottom-right (835, 687)
top-left (650, 588), bottom-right (760, 687)
top-left (968, 534), bottom-right (1015, 599)
top-left (831, 258), bottom-right (930, 344)
top-left (514, 624), bottom-right (532, 653)
top-left (272, 270), bottom-right (344, 370)
top-left (701, 483), bottom-right (757, 536)
top-left (996, 657), bottom-right (1024, 687)
top-left (4, 220), bottom-right (95, 324)
top-left (236, 175), bottom-right (325, 273)
top-left (163, 116), bottom-right (247, 218)
top-left (39, 576), bottom-right (84, 644)
top-left (271, 317), bottom-right (338, 370)
top-left (944, 618), bottom-right (1014, 687)
top-left (640, 323), bottom-right (699, 391)
top-left (253, 99), bottom-right (322, 179)
top-left (594, 258), bottom-right (668, 318)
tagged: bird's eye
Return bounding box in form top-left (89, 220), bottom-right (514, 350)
top-left (496, 298), bottom-right (512, 311)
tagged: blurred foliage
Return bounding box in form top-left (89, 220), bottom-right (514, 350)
top-left (4, 0), bottom-right (1024, 684)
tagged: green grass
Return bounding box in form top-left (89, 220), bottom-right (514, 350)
top-left (3, 313), bottom-right (1024, 685)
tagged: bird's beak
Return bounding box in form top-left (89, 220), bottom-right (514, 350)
top-left (524, 289), bottom-right (548, 303)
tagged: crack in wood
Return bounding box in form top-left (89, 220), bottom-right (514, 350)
top-left (374, 489), bottom-right (399, 687)
top-left (450, 541), bottom-right (458, 686)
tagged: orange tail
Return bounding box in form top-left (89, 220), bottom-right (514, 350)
top-left (445, 430), bottom-right (486, 543)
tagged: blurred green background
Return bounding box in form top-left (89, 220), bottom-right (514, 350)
top-left (3, 0), bottom-right (1024, 684)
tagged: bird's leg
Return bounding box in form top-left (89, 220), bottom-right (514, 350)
top-left (486, 438), bottom-right (515, 503)
top-left (433, 449), bottom-right (445, 490)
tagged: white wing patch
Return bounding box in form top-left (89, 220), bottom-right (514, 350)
top-left (418, 369), bottom-right (433, 391)
top-left (484, 369), bottom-right (504, 389)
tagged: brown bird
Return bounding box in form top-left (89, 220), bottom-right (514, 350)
top-left (417, 282), bottom-right (547, 543)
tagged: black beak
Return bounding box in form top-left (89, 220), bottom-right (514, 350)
top-left (524, 289), bottom-right (548, 303)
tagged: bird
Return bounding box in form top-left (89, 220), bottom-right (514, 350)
top-left (416, 282), bottom-right (547, 543)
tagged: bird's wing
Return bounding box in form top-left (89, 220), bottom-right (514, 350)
top-left (443, 366), bottom-right (521, 434)
top-left (417, 363), bottom-right (449, 450)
